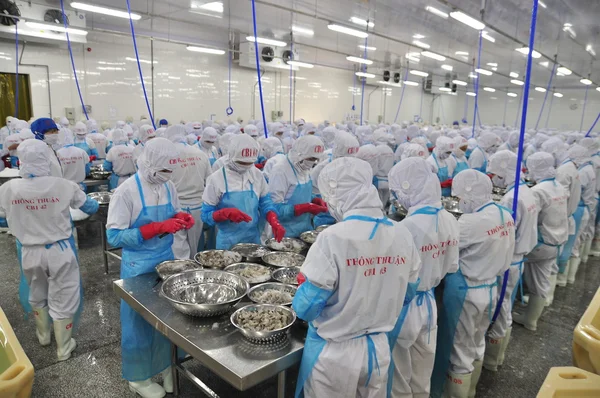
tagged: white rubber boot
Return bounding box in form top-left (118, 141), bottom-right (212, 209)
top-left (468, 360), bottom-right (483, 398)
top-left (590, 235), bottom-right (600, 257)
top-left (54, 318), bottom-right (77, 361)
top-left (545, 274), bottom-right (558, 307)
top-left (557, 262), bottom-right (569, 287)
top-left (483, 337), bottom-right (503, 371)
top-left (512, 295), bottom-right (546, 331)
top-left (497, 327), bottom-right (512, 367)
top-left (33, 307), bottom-right (51, 346)
top-left (128, 379), bottom-right (166, 398)
top-left (161, 367), bottom-right (173, 394)
top-left (567, 257), bottom-right (581, 284)
top-left (444, 371), bottom-right (472, 398)
top-left (582, 239), bottom-right (592, 263)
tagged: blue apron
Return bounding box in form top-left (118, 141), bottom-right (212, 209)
top-left (74, 139), bottom-right (93, 157)
top-left (9, 155), bottom-right (18, 168)
top-left (295, 215), bottom-right (392, 398)
top-left (313, 160), bottom-right (336, 228)
top-left (215, 167), bottom-right (260, 249)
top-left (432, 153), bottom-right (451, 197)
top-left (120, 174), bottom-right (175, 382)
top-left (280, 156), bottom-right (313, 238)
top-left (558, 205), bottom-right (584, 271)
top-left (198, 143), bottom-right (217, 166)
top-left (182, 204), bottom-right (204, 253)
top-left (465, 148), bottom-right (473, 159)
top-left (471, 146), bottom-right (488, 173)
top-left (452, 154), bottom-right (469, 177)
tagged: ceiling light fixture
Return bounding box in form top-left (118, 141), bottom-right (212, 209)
top-left (355, 71), bottom-right (375, 78)
top-left (507, 92), bottom-right (518, 97)
top-left (246, 36), bottom-right (287, 47)
top-left (481, 31), bottom-right (495, 42)
top-left (125, 57), bottom-right (156, 64)
top-left (455, 51), bottom-right (469, 56)
top-left (413, 34), bottom-right (425, 39)
top-left (70, 2), bottom-right (141, 20)
top-left (466, 92), bottom-right (476, 96)
top-left (468, 73), bottom-right (478, 79)
top-left (511, 79), bottom-right (524, 85)
top-left (586, 44), bottom-right (596, 57)
top-left (452, 79), bottom-right (467, 86)
top-left (350, 17), bottom-right (374, 28)
top-left (287, 60), bottom-right (314, 68)
top-left (538, 0), bottom-right (547, 8)
top-left (556, 71), bottom-right (566, 76)
top-left (580, 78), bottom-right (593, 85)
top-left (450, 11), bottom-right (486, 30)
top-left (475, 68), bottom-right (493, 76)
top-left (596, 87), bottom-right (600, 92)
top-left (346, 55), bottom-right (373, 65)
top-left (410, 70), bottom-right (429, 77)
top-left (515, 47), bottom-right (541, 58)
top-left (563, 24), bottom-right (576, 39)
top-left (535, 87), bottom-right (546, 92)
top-left (291, 26), bottom-right (314, 36)
top-left (413, 40), bottom-right (430, 49)
top-left (425, 6), bottom-right (449, 19)
top-left (403, 80), bottom-right (419, 86)
top-left (421, 51), bottom-right (446, 61)
top-left (556, 66), bottom-right (572, 75)
top-left (553, 92), bottom-right (563, 97)
top-left (439, 87), bottom-right (452, 92)
top-left (406, 52), bottom-right (421, 62)
top-left (25, 21), bottom-right (88, 35)
top-left (509, 71), bottom-right (519, 78)
top-left (483, 87), bottom-right (495, 92)
top-left (359, 45), bottom-right (376, 51)
top-left (486, 62), bottom-right (498, 67)
top-left (539, 61), bottom-right (549, 67)
top-left (328, 24), bottom-right (368, 38)
top-left (194, 2), bottom-right (223, 12)
top-left (441, 64), bottom-right (453, 71)
top-left (186, 46), bottom-right (225, 54)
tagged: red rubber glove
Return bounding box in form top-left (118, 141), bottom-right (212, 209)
top-left (2, 155), bottom-right (10, 169)
top-left (297, 272), bottom-right (306, 286)
top-left (266, 211), bottom-right (286, 242)
top-left (139, 218), bottom-right (186, 240)
top-left (522, 167), bottom-right (528, 173)
top-left (89, 155), bottom-right (97, 161)
top-left (294, 203), bottom-right (328, 216)
top-left (255, 161), bottom-right (266, 170)
top-left (213, 208), bottom-right (252, 223)
top-left (428, 146), bottom-right (434, 153)
top-left (440, 179), bottom-right (453, 188)
top-left (311, 198), bottom-right (327, 208)
top-left (174, 212), bottom-right (195, 229)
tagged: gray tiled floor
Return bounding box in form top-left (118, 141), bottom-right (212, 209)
top-left (1, 226), bottom-right (598, 397)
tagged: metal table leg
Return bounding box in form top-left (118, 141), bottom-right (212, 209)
top-left (277, 370), bottom-right (286, 398)
top-left (100, 221), bottom-right (109, 274)
top-left (171, 343), bottom-right (181, 397)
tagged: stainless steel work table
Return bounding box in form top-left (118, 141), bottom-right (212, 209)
top-left (113, 274), bottom-right (305, 397)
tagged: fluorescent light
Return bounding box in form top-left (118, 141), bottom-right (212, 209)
top-left (557, 71), bottom-right (565, 76)
top-left (25, 21), bottom-right (88, 36)
top-left (125, 56), bottom-right (156, 64)
top-left (413, 34), bottom-right (425, 39)
top-left (580, 78), bottom-right (593, 85)
top-left (466, 92), bottom-right (476, 96)
top-left (355, 72), bottom-right (375, 78)
top-left (553, 92), bottom-right (563, 97)
top-left (168, 76), bottom-right (181, 80)
top-left (490, 97), bottom-right (498, 100)
top-left (535, 87), bottom-right (546, 92)
top-left (539, 1), bottom-right (547, 8)
top-left (596, 87), bottom-right (600, 92)
top-left (292, 26), bottom-right (314, 36)
top-left (328, 24), bottom-right (368, 38)
top-left (246, 36), bottom-right (287, 47)
top-left (511, 79), bottom-right (524, 85)
top-left (421, 51), bottom-right (446, 61)
top-left (563, 24), bottom-right (576, 39)
top-left (186, 46), bottom-right (225, 54)
top-left (486, 62), bottom-right (498, 67)
top-left (410, 70), bottom-right (429, 77)
top-left (491, 67), bottom-right (498, 71)
top-left (406, 52), bottom-right (420, 62)
top-left (346, 56), bottom-right (373, 65)
top-left (556, 66), bottom-right (571, 75)
top-left (425, 6), bottom-right (449, 18)
top-left (403, 80), bottom-right (419, 86)
top-left (515, 47), bottom-right (541, 58)
top-left (359, 45), bottom-right (376, 51)
top-left (450, 11), bottom-right (485, 30)
top-left (441, 64), bottom-right (453, 71)
top-left (413, 40), bottom-right (430, 49)
top-left (468, 73), bottom-right (478, 79)
top-left (483, 87), bottom-right (496, 92)
top-left (350, 17), bottom-right (374, 28)
top-left (507, 92), bottom-right (518, 97)
top-left (509, 71), bottom-right (519, 78)
top-left (287, 60), bottom-right (314, 68)
top-left (70, 2), bottom-right (141, 20)
top-left (439, 87), bottom-right (452, 92)
top-left (293, 76), bottom-right (306, 80)
top-left (586, 44), bottom-right (596, 57)
top-left (482, 31), bottom-right (495, 43)
top-left (455, 51), bottom-right (469, 56)
top-left (452, 79), bottom-right (467, 86)
top-left (194, 2), bottom-right (223, 12)
top-left (475, 68), bottom-right (493, 76)
top-left (539, 61), bottom-right (549, 67)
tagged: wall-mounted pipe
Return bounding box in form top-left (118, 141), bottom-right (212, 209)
top-left (18, 41), bottom-right (52, 117)
top-left (366, 85), bottom-right (380, 122)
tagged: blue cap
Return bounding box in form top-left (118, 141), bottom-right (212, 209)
top-left (30, 118), bottom-right (58, 140)
top-left (453, 120), bottom-right (459, 126)
top-left (159, 119), bottom-right (168, 126)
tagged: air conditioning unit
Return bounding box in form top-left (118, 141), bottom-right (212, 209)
top-left (423, 76), bottom-right (433, 93)
top-left (237, 41), bottom-right (299, 71)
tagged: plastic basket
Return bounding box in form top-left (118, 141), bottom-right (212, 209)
top-left (0, 306), bottom-right (34, 398)
top-left (537, 367), bottom-right (600, 397)
top-left (573, 287), bottom-right (600, 374)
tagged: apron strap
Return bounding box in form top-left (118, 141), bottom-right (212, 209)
top-left (409, 206), bottom-right (442, 232)
top-left (416, 289), bottom-right (435, 344)
top-left (134, 173), bottom-right (147, 210)
top-left (352, 333), bottom-right (381, 387)
top-left (286, 155), bottom-right (300, 183)
top-left (511, 259), bottom-right (526, 304)
top-left (343, 215), bottom-right (393, 240)
top-left (222, 167), bottom-right (229, 194)
top-left (459, 280), bottom-right (498, 323)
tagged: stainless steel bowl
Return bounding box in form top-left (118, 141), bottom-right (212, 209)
top-left (231, 304), bottom-right (296, 344)
top-left (194, 250), bottom-right (243, 269)
top-left (87, 191), bottom-right (113, 206)
top-left (492, 186), bottom-right (506, 196)
top-left (248, 282), bottom-right (297, 306)
top-left (224, 263), bottom-right (273, 284)
top-left (161, 270), bottom-right (249, 317)
top-left (392, 200), bottom-right (409, 218)
top-left (156, 260), bottom-right (203, 279)
top-left (90, 170), bottom-right (112, 180)
top-left (492, 193), bottom-right (504, 203)
top-left (230, 243), bottom-right (271, 262)
top-left (262, 252), bottom-right (305, 268)
top-left (299, 231), bottom-right (319, 245)
top-left (314, 224), bottom-right (332, 232)
top-left (265, 237), bottom-right (307, 253)
top-left (271, 266), bottom-right (301, 285)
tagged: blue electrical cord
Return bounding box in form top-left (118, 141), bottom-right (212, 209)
top-left (359, 37), bottom-right (367, 125)
top-left (60, 0), bottom-right (88, 120)
top-left (14, 20), bottom-right (18, 118)
top-left (226, 47), bottom-right (234, 116)
top-left (250, 0), bottom-right (268, 138)
top-left (534, 61), bottom-right (556, 130)
top-left (544, 91), bottom-right (554, 129)
top-left (125, 0), bottom-right (155, 129)
top-left (579, 85), bottom-right (589, 133)
top-left (393, 67), bottom-right (409, 123)
top-left (586, 112), bottom-right (600, 137)
top-left (289, 40), bottom-right (293, 124)
top-left (471, 31), bottom-right (483, 138)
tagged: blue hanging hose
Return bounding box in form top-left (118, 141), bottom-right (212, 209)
top-left (393, 67), bottom-right (409, 123)
top-left (359, 37), bottom-right (367, 125)
top-left (226, 47), bottom-right (234, 116)
top-left (60, 0), bottom-right (88, 120)
top-left (250, 0), bottom-right (268, 138)
top-left (585, 112), bottom-right (600, 137)
top-left (534, 61), bottom-right (556, 130)
top-left (125, 0), bottom-right (155, 129)
top-left (289, 40), bottom-right (293, 123)
top-left (14, 20), bottom-right (18, 118)
top-left (471, 31), bottom-right (483, 138)
top-left (579, 85), bottom-right (589, 133)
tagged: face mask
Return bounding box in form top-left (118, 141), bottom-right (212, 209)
top-left (202, 141), bottom-right (215, 149)
top-left (148, 170), bottom-right (172, 184)
top-left (229, 161), bottom-right (253, 174)
top-left (437, 151), bottom-right (450, 160)
top-left (492, 175), bottom-right (506, 188)
top-left (44, 134), bottom-right (59, 146)
top-left (297, 159), bottom-right (316, 171)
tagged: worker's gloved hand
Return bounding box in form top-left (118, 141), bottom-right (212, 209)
top-left (213, 208), bottom-right (252, 223)
top-left (255, 161), bottom-right (266, 170)
top-left (89, 155), bottom-right (97, 161)
top-left (440, 179), bottom-right (453, 188)
top-left (294, 203), bottom-right (328, 216)
top-left (297, 272), bottom-right (306, 286)
top-left (266, 211), bottom-right (286, 242)
top-left (174, 212), bottom-right (195, 229)
top-left (311, 198), bottom-right (327, 208)
top-left (139, 218), bottom-right (186, 240)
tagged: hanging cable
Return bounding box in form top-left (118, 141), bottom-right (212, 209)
top-left (351, 73), bottom-right (356, 112)
top-left (226, 2), bottom-right (233, 117)
top-left (514, 85), bottom-right (524, 128)
top-left (289, 36), bottom-right (293, 124)
top-left (359, 36), bottom-right (368, 125)
top-left (534, 60), bottom-right (556, 130)
top-left (125, 0), bottom-right (155, 129)
top-left (471, 31), bottom-right (483, 138)
top-left (14, 19), bottom-right (18, 118)
top-left (502, 88), bottom-right (509, 126)
top-left (579, 84), bottom-right (589, 133)
top-left (60, 0), bottom-right (88, 120)
top-left (250, 0), bottom-right (268, 137)
top-left (585, 112), bottom-right (600, 137)
top-left (544, 89), bottom-right (554, 129)
top-left (439, 95), bottom-right (446, 125)
top-left (393, 66), bottom-right (409, 123)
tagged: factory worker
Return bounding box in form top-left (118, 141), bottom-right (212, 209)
top-left (0, 116), bottom-right (16, 149)
top-left (356, 125), bottom-right (373, 145)
top-left (373, 144), bottom-right (395, 208)
top-left (87, 122), bottom-right (109, 161)
top-left (497, 131), bottom-right (520, 153)
top-left (320, 126), bottom-right (337, 150)
top-left (484, 150), bottom-right (538, 371)
top-left (0, 139), bottom-right (98, 361)
top-left (107, 138), bottom-right (193, 397)
top-left (387, 158), bottom-right (459, 398)
top-left (31, 118), bottom-right (63, 178)
top-left (243, 124), bottom-right (260, 140)
top-left (448, 136), bottom-right (470, 177)
top-left (301, 123), bottom-right (317, 136)
top-left (261, 137), bottom-right (285, 180)
top-left (432, 169), bottom-right (515, 398)
top-left (577, 138), bottom-right (600, 263)
top-left (185, 133), bottom-right (197, 145)
top-left (512, 152), bottom-right (568, 331)
top-left (400, 143), bottom-right (429, 161)
top-left (293, 157), bottom-right (421, 398)
top-left (198, 127), bottom-right (220, 166)
top-left (56, 134), bottom-right (90, 191)
top-left (201, 134), bottom-right (286, 248)
top-left (427, 136), bottom-right (456, 197)
top-left (72, 122), bottom-right (99, 160)
top-left (104, 129), bottom-right (137, 190)
top-left (3, 133), bottom-right (22, 168)
top-left (132, 125), bottom-right (156, 163)
top-left (532, 133), bottom-right (550, 150)
top-left (153, 127), bottom-right (166, 138)
top-left (541, 138), bottom-right (581, 287)
top-left (268, 135), bottom-right (328, 238)
top-left (164, 125), bottom-right (212, 258)
top-left (211, 132), bottom-right (235, 172)
top-left (158, 119), bottom-right (168, 128)
top-left (468, 132), bottom-right (499, 173)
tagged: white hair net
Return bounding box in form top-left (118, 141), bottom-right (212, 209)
top-left (453, 136), bottom-right (468, 156)
top-left (451, 169), bottom-right (493, 213)
top-left (406, 125), bottom-right (421, 140)
top-left (288, 135), bottom-right (325, 164)
top-left (356, 144), bottom-right (378, 173)
top-left (164, 125), bottom-right (187, 144)
top-left (332, 131), bottom-right (360, 159)
top-left (526, 152), bottom-right (556, 182)
top-left (541, 137), bottom-right (568, 166)
top-left (218, 133), bottom-right (235, 156)
top-left (401, 143), bottom-right (429, 160)
top-left (244, 124), bottom-right (258, 137)
top-left (201, 127), bottom-right (219, 143)
top-left (508, 131), bottom-right (521, 148)
top-left (434, 136), bottom-right (455, 160)
top-left (17, 139), bottom-right (51, 178)
top-left (392, 128), bottom-right (408, 146)
top-left (533, 133), bottom-right (550, 149)
top-left (224, 125), bottom-right (240, 135)
top-left (374, 144), bottom-right (395, 178)
top-left (355, 126), bottom-right (373, 145)
top-left (373, 129), bottom-right (393, 146)
top-left (568, 144), bottom-right (590, 168)
top-left (487, 150), bottom-right (518, 188)
top-left (321, 126), bottom-right (337, 148)
top-left (74, 121), bottom-right (87, 136)
top-left (138, 137), bottom-right (178, 184)
top-left (478, 132), bottom-right (500, 152)
top-left (112, 129), bottom-right (128, 145)
top-left (261, 137), bottom-right (284, 159)
top-left (138, 124), bottom-right (156, 144)
top-left (411, 136), bottom-right (429, 149)
top-left (19, 128), bottom-right (34, 141)
top-left (389, 157), bottom-right (441, 209)
top-left (229, 134), bottom-right (260, 163)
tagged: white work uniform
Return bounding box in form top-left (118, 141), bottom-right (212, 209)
top-left (578, 163), bottom-right (597, 241)
top-left (211, 154), bottom-right (228, 173)
top-left (89, 132), bottom-right (108, 159)
top-left (467, 147), bottom-right (488, 171)
top-left (46, 146), bottom-right (63, 177)
top-left (56, 146), bottom-right (89, 185)
top-left (525, 180), bottom-right (568, 297)
top-left (374, 145), bottom-right (395, 207)
top-left (451, 202), bottom-right (515, 373)
top-left (202, 166), bottom-right (269, 213)
top-left (0, 176), bottom-right (87, 319)
top-left (170, 143), bottom-right (212, 259)
top-left (105, 144), bottom-right (137, 187)
top-left (263, 153), bottom-right (286, 181)
top-left (556, 160), bottom-right (582, 236)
